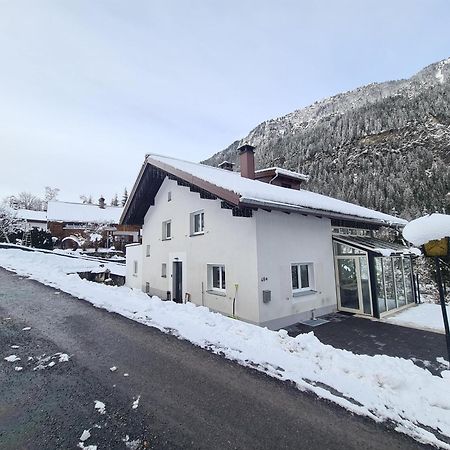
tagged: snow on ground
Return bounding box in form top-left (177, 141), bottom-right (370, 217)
top-left (386, 303), bottom-right (450, 333)
top-left (1, 248), bottom-right (450, 448)
top-left (131, 396), bottom-right (140, 410)
top-left (94, 401), bottom-right (106, 415)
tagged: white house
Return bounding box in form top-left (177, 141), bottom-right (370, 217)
top-left (121, 145), bottom-right (417, 329)
top-left (15, 209), bottom-right (48, 231)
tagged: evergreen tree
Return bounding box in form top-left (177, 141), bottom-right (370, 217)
top-left (122, 188), bottom-right (128, 207)
top-left (111, 194), bottom-right (119, 206)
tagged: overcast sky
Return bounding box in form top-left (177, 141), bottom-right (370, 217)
top-left (0, 0), bottom-right (449, 204)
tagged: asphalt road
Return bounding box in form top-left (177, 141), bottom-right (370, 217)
top-left (0, 267), bottom-right (431, 449)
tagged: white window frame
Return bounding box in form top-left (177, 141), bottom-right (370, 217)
top-left (161, 263), bottom-right (167, 278)
top-left (190, 210), bottom-right (205, 236)
top-left (133, 260), bottom-right (138, 277)
top-left (207, 264), bottom-right (226, 293)
top-left (291, 263), bottom-right (314, 294)
top-left (162, 220), bottom-right (172, 240)
top-left (168, 191), bottom-right (172, 202)
top-left (146, 244), bottom-right (151, 257)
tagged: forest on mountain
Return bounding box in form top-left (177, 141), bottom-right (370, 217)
top-left (205, 59), bottom-right (450, 220)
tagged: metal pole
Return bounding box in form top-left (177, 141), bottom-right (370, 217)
top-left (435, 256), bottom-right (450, 367)
top-left (416, 273), bottom-right (421, 304)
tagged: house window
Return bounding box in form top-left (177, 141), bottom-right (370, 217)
top-left (168, 191), bottom-right (172, 202)
top-left (208, 264), bottom-right (226, 292)
top-left (146, 244), bottom-right (150, 257)
top-left (291, 263), bottom-right (314, 293)
top-left (161, 263), bottom-right (167, 278)
top-left (133, 260), bottom-right (138, 276)
top-left (145, 282), bottom-right (150, 293)
top-left (190, 210), bottom-right (204, 235)
top-left (162, 220), bottom-right (172, 240)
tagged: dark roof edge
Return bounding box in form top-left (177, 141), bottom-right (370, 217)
top-left (120, 157), bottom-right (242, 224)
top-left (239, 197), bottom-right (406, 228)
top-left (119, 158), bottom-right (148, 225)
top-left (146, 157), bottom-right (241, 206)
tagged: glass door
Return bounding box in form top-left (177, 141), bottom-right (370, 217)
top-left (335, 255), bottom-right (373, 315)
top-left (336, 258), bottom-right (362, 312)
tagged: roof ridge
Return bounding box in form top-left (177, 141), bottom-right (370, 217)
top-left (147, 153), bottom-right (237, 175)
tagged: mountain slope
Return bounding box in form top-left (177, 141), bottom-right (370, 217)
top-left (204, 58), bottom-right (450, 220)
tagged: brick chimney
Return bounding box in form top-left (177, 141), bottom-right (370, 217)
top-left (98, 196), bottom-right (105, 209)
top-left (238, 144), bottom-right (255, 179)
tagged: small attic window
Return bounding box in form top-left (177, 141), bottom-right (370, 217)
top-left (168, 191), bottom-right (172, 202)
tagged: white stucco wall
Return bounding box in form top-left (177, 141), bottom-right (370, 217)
top-left (127, 177), bottom-right (339, 329)
top-left (140, 178), bottom-right (260, 323)
top-left (125, 243), bottom-right (143, 290)
top-left (255, 210), bottom-right (337, 329)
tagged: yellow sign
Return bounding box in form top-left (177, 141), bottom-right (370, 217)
top-left (423, 238), bottom-right (449, 257)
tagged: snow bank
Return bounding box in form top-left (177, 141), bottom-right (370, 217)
top-left (403, 214), bottom-right (450, 246)
top-left (386, 303), bottom-right (449, 333)
top-left (1, 248), bottom-right (450, 448)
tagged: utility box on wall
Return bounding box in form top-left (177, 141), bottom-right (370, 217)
top-left (262, 290), bottom-right (271, 303)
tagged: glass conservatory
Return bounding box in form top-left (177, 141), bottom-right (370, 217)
top-left (332, 235), bottom-right (417, 318)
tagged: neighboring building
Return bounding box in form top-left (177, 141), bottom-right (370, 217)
top-left (47, 199), bottom-right (140, 250)
top-left (121, 146), bottom-right (417, 329)
top-left (15, 209), bottom-right (48, 231)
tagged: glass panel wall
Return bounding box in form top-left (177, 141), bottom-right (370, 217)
top-left (394, 257), bottom-right (406, 307)
top-left (403, 258), bottom-right (414, 304)
top-left (334, 240), bottom-right (415, 317)
top-left (373, 255), bottom-right (415, 314)
top-left (383, 258), bottom-right (396, 311)
top-left (359, 257), bottom-right (372, 314)
top-left (374, 257), bottom-right (386, 313)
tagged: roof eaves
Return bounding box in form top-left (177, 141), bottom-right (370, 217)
top-left (120, 158), bottom-right (148, 224)
top-left (239, 197), bottom-right (406, 228)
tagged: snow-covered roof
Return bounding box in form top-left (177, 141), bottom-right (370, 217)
top-left (333, 235), bottom-right (419, 256)
top-left (255, 167), bottom-right (310, 181)
top-left (403, 213), bottom-right (450, 246)
top-left (136, 154), bottom-right (405, 226)
top-left (15, 209), bottom-right (47, 222)
top-left (47, 201), bottom-right (123, 224)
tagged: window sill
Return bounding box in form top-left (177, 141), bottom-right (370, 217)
top-left (206, 289), bottom-right (227, 297)
top-left (162, 238), bottom-right (172, 241)
top-left (292, 289), bottom-right (316, 298)
top-left (190, 232), bottom-right (204, 237)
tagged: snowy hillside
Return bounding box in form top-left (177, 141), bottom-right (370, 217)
top-left (205, 58), bottom-right (450, 219)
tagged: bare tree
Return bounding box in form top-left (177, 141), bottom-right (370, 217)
top-left (5, 192), bottom-right (43, 211)
top-left (0, 206), bottom-right (25, 243)
top-left (43, 186), bottom-right (60, 211)
top-left (80, 194), bottom-right (94, 204)
top-left (44, 186), bottom-right (59, 202)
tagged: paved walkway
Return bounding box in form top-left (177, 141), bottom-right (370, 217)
top-left (0, 268), bottom-right (430, 449)
top-left (284, 313), bottom-right (448, 375)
